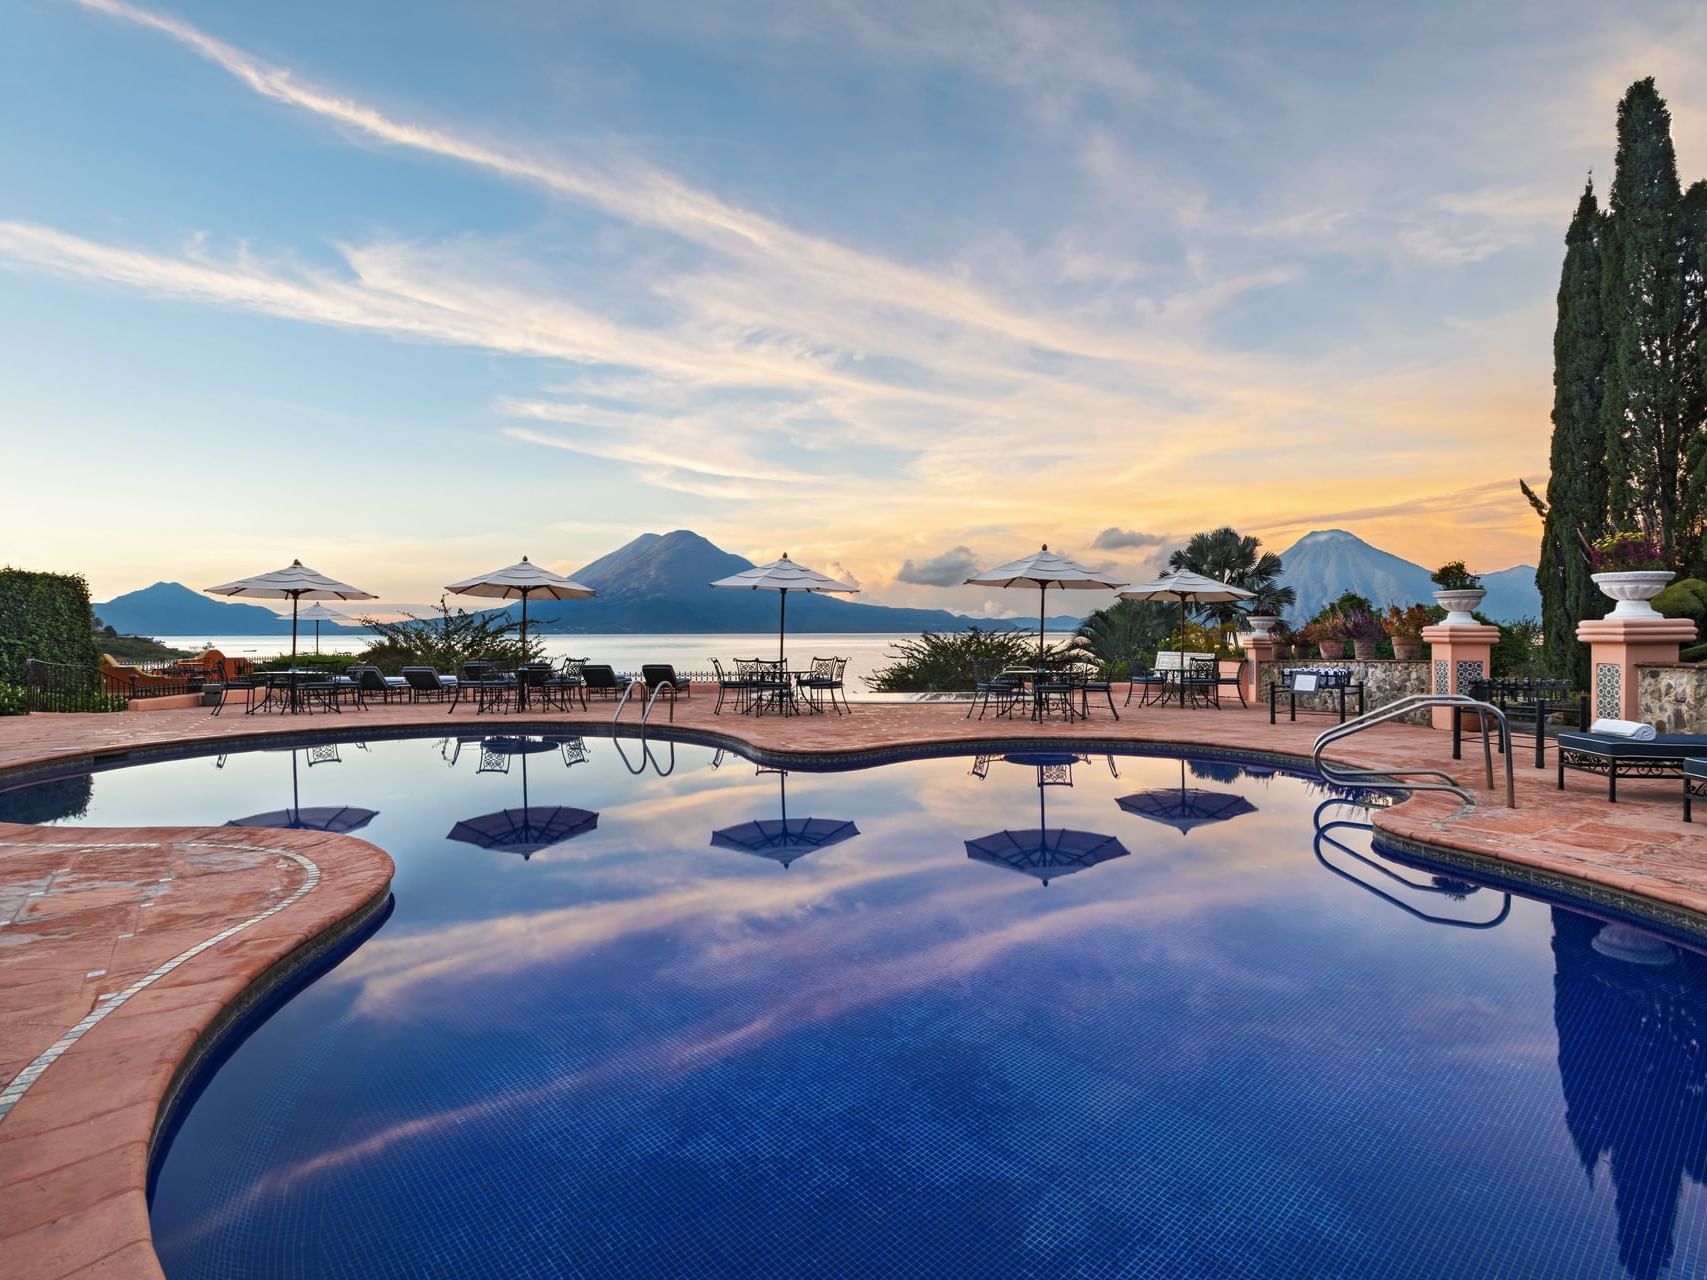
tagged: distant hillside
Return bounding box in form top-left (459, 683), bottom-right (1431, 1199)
top-left (92, 534), bottom-right (1088, 636)
top-left (1274, 530), bottom-right (1540, 623)
top-left (518, 530), bottom-right (1083, 634)
top-left (94, 582), bottom-right (298, 637)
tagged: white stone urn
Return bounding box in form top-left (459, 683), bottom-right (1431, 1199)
top-left (1432, 588), bottom-right (1485, 626)
top-left (1246, 614), bottom-right (1279, 637)
top-left (1591, 570), bottom-right (1674, 619)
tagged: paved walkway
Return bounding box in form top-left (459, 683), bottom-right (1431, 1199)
top-left (0, 693), bottom-right (1703, 1277)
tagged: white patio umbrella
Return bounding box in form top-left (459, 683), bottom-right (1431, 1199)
top-left (963, 545), bottom-right (1126, 663)
top-left (204, 560), bottom-right (376, 668)
top-left (709, 554), bottom-right (858, 661)
top-left (295, 602), bottom-right (348, 655)
top-left (1118, 569), bottom-right (1255, 655)
top-left (444, 556), bottom-right (597, 654)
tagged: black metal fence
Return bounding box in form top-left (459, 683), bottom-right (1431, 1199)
top-left (23, 658), bottom-right (198, 712)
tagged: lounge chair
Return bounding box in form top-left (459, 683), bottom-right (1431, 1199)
top-left (351, 665), bottom-right (409, 704)
top-left (641, 664), bottom-right (691, 698)
top-left (1556, 729), bottom-right (1707, 801)
top-left (581, 664), bottom-right (631, 700)
top-left (402, 666), bottom-right (456, 702)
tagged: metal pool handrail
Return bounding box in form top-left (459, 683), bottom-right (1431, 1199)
top-left (1313, 694), bottom-right (1515, 808)
top-left (611, 679), bottom-right (675, 728)
top-left (1313, 806), bottom-right (1512, 929)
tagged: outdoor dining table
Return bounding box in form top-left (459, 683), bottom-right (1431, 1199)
top-left (995, 669), bottom-right (1091, 722)
top-left (251, 669), bottom-right (343, 715)
top-left (733, 659), bottom-right (798, 716)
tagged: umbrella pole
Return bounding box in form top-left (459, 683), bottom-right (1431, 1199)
top-left (1039, 585), bottom-right (1046, 666)
top-left (520, 591), bottom-right (529, 657)
top-left (779, 590), bottom-right (787, 664)
top-left (291, 594), bottom-right (300, 669)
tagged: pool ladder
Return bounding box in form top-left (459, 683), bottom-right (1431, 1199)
top-left (610, 680), bottom-right (676, 776)
top-left (1313, 799), bottom-right (1511, 928)
top-left (611, 679), bottom-right (674, 728)
top-left (1313, 694), bottom-right (1514, 809)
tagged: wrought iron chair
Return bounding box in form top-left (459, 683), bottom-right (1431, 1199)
top-left (796, 656), bottom-right (849, 715)
top-left (737, 658), bottom-right (793, 715)
top-left (1124, 657), bottom-right (1167, 707)
top-left (968, 664), bottom-right (1026, 719)
top-left (1183, 657), bottom-right (1220, 709)
top-left (710, 657), bottom-right (748, 715)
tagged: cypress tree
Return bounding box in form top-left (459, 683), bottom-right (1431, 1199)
top-left (1681, 179), bottom-right (1707, 573)
top-left (1600, 79), bottom-right (1693, 557)
top-left (1540, 181), bottom-right (1607, 686)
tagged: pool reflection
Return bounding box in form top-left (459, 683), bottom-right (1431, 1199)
top-left (1554, 908), bottom-right (1707, 1280)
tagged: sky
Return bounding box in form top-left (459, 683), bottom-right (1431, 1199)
top-left (3, 0), bottom-right (1705, 617)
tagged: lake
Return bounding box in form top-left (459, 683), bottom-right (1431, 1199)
top-left (150, 633), bottom-right (943, 692)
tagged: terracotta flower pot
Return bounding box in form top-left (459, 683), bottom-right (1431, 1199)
top-left (1392, 640), bottom-right (1422, 661)
top-left (1351, 639), bottom-right (1377, 661)
top-left (1319, 642), bottom-right (1348, 660)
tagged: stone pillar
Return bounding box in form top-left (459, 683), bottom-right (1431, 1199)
top-left (1576, 617), bottom-right (1697, 724)
top-left (1237, 631), bottom-right (1279, 706)
top-left (1420, 622), bottom-right (1500, 730)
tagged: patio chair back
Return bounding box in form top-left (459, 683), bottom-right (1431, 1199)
top-left (582, 664), bottom-right (624, 691)
top-left (352, 666), bottom-right (391, 693)
top-left (807, 657), bottom-right (838, 684)
top-left (517, 663), bottom-right (553, 689)
top-left (641, 663), bottom-right (680, 689)
top-left (402, 666), bottom-right (448, 693)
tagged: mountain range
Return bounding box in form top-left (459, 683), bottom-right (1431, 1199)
top-left (1274, 530), bottom-right (1538, 622)
top-left (94, 527), bottom-right (1542, 636)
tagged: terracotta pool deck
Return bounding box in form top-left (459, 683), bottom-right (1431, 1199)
top-left (2, 695), bottom-right (1706, 1277)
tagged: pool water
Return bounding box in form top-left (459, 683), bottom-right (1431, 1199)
top-left (8, 735), bottom-right (1707, 1279)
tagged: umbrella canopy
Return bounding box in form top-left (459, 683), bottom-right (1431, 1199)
top-left (710, 770), bottom-right (859, 868)
top-left (964, 545), bottom-right (1126, 662)
top-left (296, 602), bottom-right (349, 655)
top-left (229, 805), bottom-right (378, 834)
top-left (447, 806), bottom-right (598, 860)
top-left (445, 556), bottom-right (596, 653)
top-left (205, 560), bottom-right (376, 667)
top-left (965, 826), bottom-right (1129, 886)
top-left (1119, 569), bottom-right (1254, 654)
top-left (964, 773), bottom-right (1128, 886)
top-left (1117, 759), bottom-right (1258, 835)
top-left (709, 554), bottom-right (858, 661)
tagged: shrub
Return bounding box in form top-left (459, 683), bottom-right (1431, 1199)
top-left (1590, 531), bottom-right (1668, 572)
top-left (1342, 608), bottom-right (1385, 643)
top-left (0, 569), bottom-right (99, 685)
top-left (255, 652), bottom-right (359, 674)
top-left (869, 628), bottom-right (1042, 692)
top-left (356, 599), bottom-right (535, 674)
top-left (1653, 578), bottom-right (1707, 622)
top-left (0, 681), bottom-right (25, 716)
top-left (1491, 616), bottom-right (1545, 679)
top-left (1430, 561), bottom-right (1482, 591)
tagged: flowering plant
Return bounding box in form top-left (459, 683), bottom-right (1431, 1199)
top-left (1341, 607), bottom-right (1385, 643)
top-left (1382, 604), bottom-right (1431, 641)
top-left (1590, 531), bottom-right (1668, 573)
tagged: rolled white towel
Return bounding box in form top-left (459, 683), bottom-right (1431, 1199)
top-left (1591, 718), bottom-right (1657, 741)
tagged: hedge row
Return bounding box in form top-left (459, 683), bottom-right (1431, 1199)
top-left (0, 567), bottom-right (99, 685)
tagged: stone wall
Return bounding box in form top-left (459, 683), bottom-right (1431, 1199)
top-left (1253, 659), bottom-right (1432, 724)
top-left (1637, 663), bottom-right (1707, 733)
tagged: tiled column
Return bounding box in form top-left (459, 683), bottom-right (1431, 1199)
top-left (1238, 632), bottom-right (1279, 706)
top-left (1420, 622), bottom-right (1500, 730)
top-left (1576, 617), bottom-right (1697, 724)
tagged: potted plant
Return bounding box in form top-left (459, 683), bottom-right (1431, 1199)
top-left (1383, 604), bottom-right (1428, 661)
top-left (1302, 617), bottom-right (1348, 660)
top-left (1590, 532), bottom-right (1673, 618)
top-left (1430, 561), bottom-right (1484, 625)
top-left (1243, 604), bottom-right (1279, 638)
top-left (1343, 607), bottom-right (1385, 660)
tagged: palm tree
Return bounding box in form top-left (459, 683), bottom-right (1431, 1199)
top-left (1167, 527), bottom-right (1296, 640)
top-left (1071, 599), bottom-right (1174, 672)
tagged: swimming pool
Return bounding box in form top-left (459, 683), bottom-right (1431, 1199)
top-left (7, 733), bottom-right (1706, 1278)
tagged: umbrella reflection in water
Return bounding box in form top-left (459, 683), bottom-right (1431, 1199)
top-left (446, 735), bottom-right (597, 860)
top-left (1116, 758), bottom-right (1258, 835)
top-left (965, 753), bottom-right (1129, 887)
top-left (710, 767), bottom-right (859, 869)
top-left (226, 743), bottom-right (378, 834)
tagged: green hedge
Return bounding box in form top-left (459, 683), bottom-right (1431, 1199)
top-left (0, 568), bottom-right (99, 685)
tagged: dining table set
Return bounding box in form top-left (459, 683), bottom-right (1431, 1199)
top-left (717, 657), bottom-right (851, 717)
top-left (969, 666), bottom-right (1119, 723)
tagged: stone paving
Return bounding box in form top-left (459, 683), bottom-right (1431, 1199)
top-left (1, 692), bottom-right (1705, 1277)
